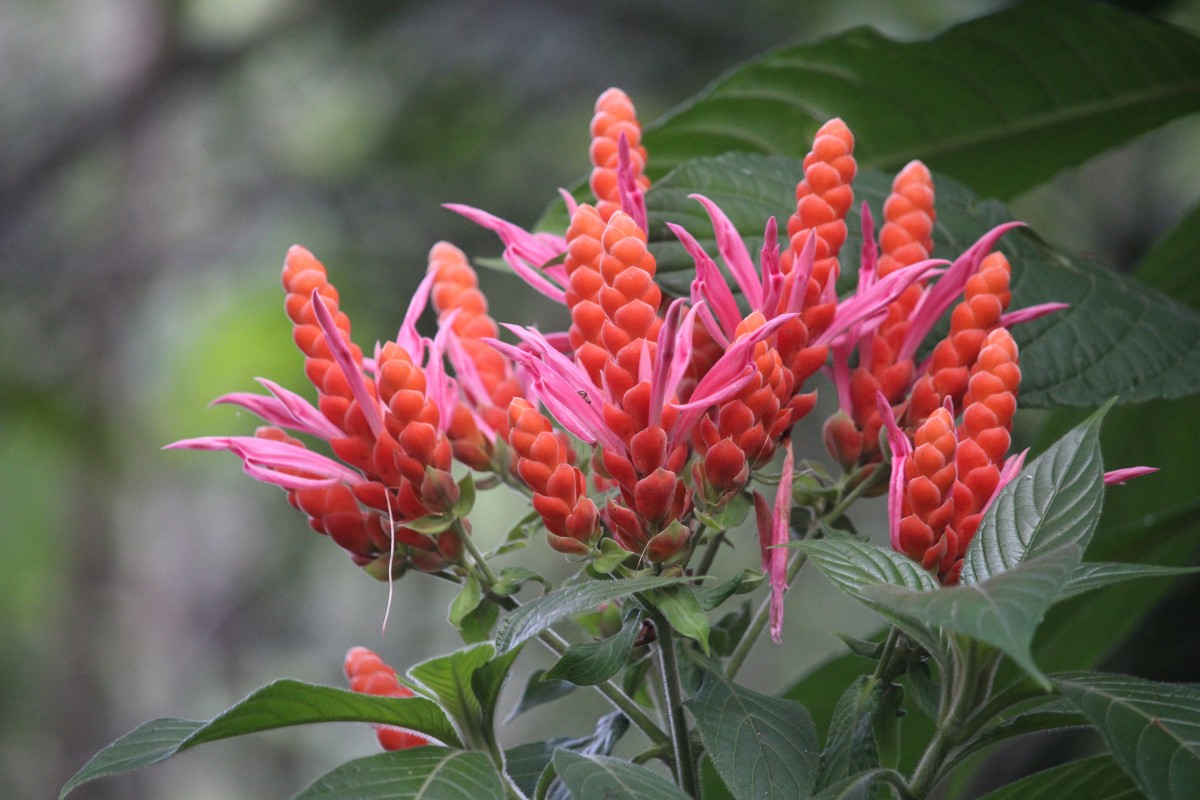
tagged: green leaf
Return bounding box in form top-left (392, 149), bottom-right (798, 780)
top-left (505, 712), bottom-right (630, 799)
top-left (686, 665), bottom-right (821, 800)
top-left (471, 646), bottom-right (521, 743)
top-left (407, 643), bottom-right (495, 749)
top-left (643, 0), bottom-right (1200, 199)
top-left (494, 575), bottom-right (692, 654)
top-left (972, 754), bottom-right (1141, 800)
top-left (60, 682), bottom-right (463, 798)
top-left (796, 538), bottom-right (943, 659)
top-left (448, 575), bottom-right (483, 629)
top-left (292, 747), bottom-right (504, 800)
top-left (552, 751), bottom-right (691, 800)
top-left (647, 584), bottom-right (710, 654)
top-left (543, 607), bottom-right (644, 686)
top-left (1056, 672), bottom-right (1200, 800)
top-left (1058, 562), bottom-right (1200, 603)
top-left (590, 538), bottom-right (634, 575)
top-left (404, 514), bottom-right (454, 535)
top-left (865, 546), bottom-right (1082, 687)
top-left (458, 599), bottom-right (499, 645)
top-left (504, 669), bottom-right (575, 724)
top-left (491, 567), bottom-right (551, 598)
top-left (817, 676), bottom-right (883, 789)
top-left (960, 405), bottom-right (1108, 585)
top-left (950, 696), bottom-right (1086, 770)
top-left (645, 155), bottom-right (1200, 407)
top-left (694, 569), bottom-right (763, 612)
top-left (695, 491), bottom-right (753, 532)
top-left (452, 472), bottom-right (476, 518)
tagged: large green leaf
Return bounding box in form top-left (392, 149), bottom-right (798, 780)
top-left (960, 405), bottom-right (1107, 585)
top-left (494, 575), bottom-right (691, 654)
top-left (552, 751), bottom-right (690, 800)
top-left (1135, 199), bottom-right (1200, 312)
top-left (685, 665), bottom-right (821, 800)
top-left (643, 1), bottom-right (1200, 199)
top-left (808, 769), bottom-right (910, 800)
top-left (971, 754), bottom-right (1140, 800)
top-left (543, 607), bottom-right (644, 686)
top-left (60, 681), bottom-right (463, 798)
top-left (866, 545), bottom-right (1082, 686)
top-left (407, 643), bottom-right (495, 750)
top-left (1056, 672), bottom-right (1200, 800)
top-left (292, 747), bottom-right (504, 800)
top-left (645, 154), bottom-right (1200, 407)
top-left (504, 669), bottom-right (575, 724)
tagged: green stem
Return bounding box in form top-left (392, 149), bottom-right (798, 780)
top-left (493, 594), bottom-right (669, 747)
top-left (651, 611), bottom-right (699, 797)
top-left (908, 639), bottom-right (977, 797)
top-left (692, 527), bottom-right (724, 578)
top-left (454, 518), bottom-right (499, 586)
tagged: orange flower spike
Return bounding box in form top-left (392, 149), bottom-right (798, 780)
top-left (597, 211), bottom-right (662, 400)
top-left (951, 328), bottom-right (1020, 558)
top-left (589, 88), bottom-right (650, 223)
top-left (564, 204), bottom-right (611, 386)
top-left (907, 252), bottom-right (1014, 425)
top-left (507, 398), bottom-right (599, 555)
top-left (343, 647), bottom-right (429, 752)
top-left (898, 408), bottom-right (959, 577)
top-left (780, 118), bottom-right (856, 332)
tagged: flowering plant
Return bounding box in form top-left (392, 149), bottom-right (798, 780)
top-left (63, 4), bottom-right (1200, 799)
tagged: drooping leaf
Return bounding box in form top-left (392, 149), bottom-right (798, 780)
top-left (503, 669), bottom-right (575, 724)
top-left (948, 696), bottom-right (1086, 771)
top-left (960, 405), bottom-right (1108, 585)
top-left (494, 575), bottom-right (692, 654)
top-left (644, 155), bottom-right (1200, 407)
top-left (694, 569), bottom-right (763, 612)
top-left (1058, 562), bottom-right (1200, 602)
top-left (543, 608), bottom-right (644, 686)
top-left (471, 646), bottom-right (521, 751)
top-left (642, 0), bottom-right (1200, 199)
top-left (505, 712), bottom-right (630, 800)
top-left (807, 769), bottom-right (910, 800)
top-left (686, 665), bottom-right (821, 800)
top-left (866, 546), bottom-right (1082, 687)
top-left (491, 566), bottom-right (551, 598)
top-left (552, 751), bottom-right (691, 800)
top-left (817, 676), bottom-right (883, 789)
top-left (1056, 672), bottom-right (1200, 800)
top-left (448, 575), bottom-right (483, 629)
top-left (971, 754), bottom-right (1140, 800)
top-left (407, 643), bottom-right (495, 749)
top-left (292, 747), bottom-right (504, 800)
top-left (60, 682), bottom-right (463, 798)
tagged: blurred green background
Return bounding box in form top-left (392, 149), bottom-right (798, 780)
top-left (4, 1), bottom-right (1199, 798)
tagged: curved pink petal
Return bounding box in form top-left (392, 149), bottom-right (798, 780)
top-left (1104, 466), bottom-right (1158, 486)
top-left (690, 194), bottom-right (762, 309)
top-left (1001, 302), bottom-right (1069, 328)
top-left (876, 391), bottom-right (913, 552)
top-left (769, 438), bottom-right (794, 644)
top-left (617, 133), bottom-right (648, 233)
top-left (312, 291), bottom-right (382, 438)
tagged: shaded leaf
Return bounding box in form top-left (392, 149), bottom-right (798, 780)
top-left (686, 665), bottom-right (820, 800)
top-left (960, 405), bottom-right (1108, 585)
top-left (1058, 562), bottom-right (1200, 602)
top-left (552, 751), bottom-right (690, 800)
top-left (505, 712), bottom-right (630, 800)
top-left (1137, 199), bottom-right (1200, 313)
top-left (494, 576), bottom-right (692, 654)
top-left (647, 584), bottom-right (711, 654)
top-left (808, 769), bottom-right (909, 800)
top-left (448, 575), bottom-right (483, 629)
top-left (292, 747), bottom-right (504, 800)
top-left (60, 682), bottom-right (463, 798)
top-left (1056, 672), bottom-right (1200, 800)
top-left (818, 676), bottom-right (883, 789)
top-left (643, 0), bottom-right (1200, 199)
top-left (543, 608), bottom-right (644, 686)
top-left (971, 754), bottom-right (1140, 800)
top-left (694, 569), bottom-right (763, 612)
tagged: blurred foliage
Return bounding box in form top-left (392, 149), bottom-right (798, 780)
top-left (3, 1), bottom-right (1199, 798)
